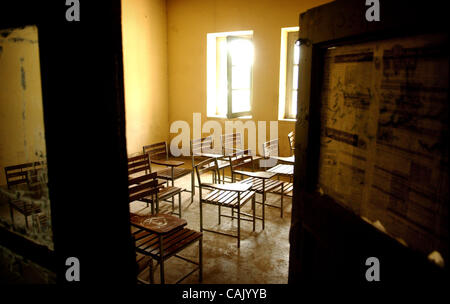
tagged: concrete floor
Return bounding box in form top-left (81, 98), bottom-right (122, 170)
top-left (131, 160), bottom-right (292, 284)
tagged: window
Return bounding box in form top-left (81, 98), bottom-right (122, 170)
top-left (207, 31), bottom-right (254, 118)
top-left (278, 27), bottom-right (300, 120)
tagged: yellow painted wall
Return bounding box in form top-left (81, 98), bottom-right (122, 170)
top-left (0, 26), bottom-right (46, 186)
top-left (167, 0), bottom-right (332, 156)
top-left (122, 0), bottom-right (169, 155)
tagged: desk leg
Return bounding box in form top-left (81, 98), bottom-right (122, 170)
top-left (149, 258), bottom-right (155, 284)
top-left (159, 235), bottom-right (165, 284)
top-left (198, 236), bottom-right (203, 282)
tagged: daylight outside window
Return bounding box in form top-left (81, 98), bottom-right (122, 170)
top-left (207, 31), bottom-right (254, 118)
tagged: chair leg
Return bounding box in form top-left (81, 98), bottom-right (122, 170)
top-left (178, 192), bottom-right (182, 218)
top-left (198, 237), bottom-right (203, 282)
top-left (218, 205), bottom-right (221, 224)
top-left (149, 258), bottom-right (155, 284)
top-left (262, 192), bottom-right (265, 230)
top-left (252, 196), bottom-right (256, 232)
top-left (281, 183), bottom-right (284, 218)
top-left (191, 171), bottom-right (195, 202)
top-left (237, 205), bottom-right (241, 248)
top-left (156, 196), bottom-right (160, 214)
top-left (262, 182), bottom-right (266, 230)
top-left (159, 236), bottom-right (165, 284)
top-left (199, 197), bottom-right (203, 232)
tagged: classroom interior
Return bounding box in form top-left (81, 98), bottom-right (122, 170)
top-left (0, 0), bottom-right (448, 284)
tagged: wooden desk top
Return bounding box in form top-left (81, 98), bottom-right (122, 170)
top-left (202, 182), bottom-right (252, 192)
top-left (272, 155), bottom-right (295, 164)
top-left (151, 159), bottom-right (184, 167)
top-left (198, 152), bottom-right (224, 158)
top-left (130, 213), bottom-right (187, 235)
top-left (233, 170), bottom-right (277, 179)
top-left (268, 164), bottom-right (294, 176)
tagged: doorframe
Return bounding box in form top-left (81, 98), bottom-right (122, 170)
top-left (0, 1), bottom-right (136, 284)
top-left (289, 0), bottom-right (448, 282)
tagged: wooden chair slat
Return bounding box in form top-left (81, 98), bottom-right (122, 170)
top-left (143, 142), bottom-right (167, 150)
top-left (128, 180), bottom-right (158, 196)
top-left (204, 190), bottom-right (221, 201)
top-left (220, 192), bottom-right (239, 205)
top-left (151, 229), bottom-right (195, 256)
top-left (128, 159), bottom-right (149, 169)
top-left (162, 231), bottom-right (202, 258)
top-left (141, 228), bottom-right (190, 255)
top-left (127, 154), bottom-right (150, 177)
top-left (128, 171), bottom-right (157, 185)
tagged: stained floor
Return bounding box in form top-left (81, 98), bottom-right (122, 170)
top-left (130, 159), bottom-right (292, 284)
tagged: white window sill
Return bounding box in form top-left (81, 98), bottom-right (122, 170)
top-left (207, 115), bottom-right (253, 120)
top-left (278, 118), bottom-right (296, 122)
top-left (207, 114), bottom-right (227, 119)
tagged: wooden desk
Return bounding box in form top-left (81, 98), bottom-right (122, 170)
top-left (130, 213), bottom-right (187, 235)
top-left (233, 170), bottom-right (277, 180)
top-left (268, 164), bottom-right (294, 175)
top-left (271, 155), bottom-right (295, 164)
top-left (130, 213), bottom-right (202, 284)
top-left (150, 159), bottom-right (184, 167)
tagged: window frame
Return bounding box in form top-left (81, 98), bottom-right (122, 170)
top-left (278, 27), bottom-right (300, 121)
top-left (284, 31), bottom-right (299, 120)
top-left (207, 31), bottom-right (254, 119)
top-left (226, 35), bottom-right (253, 119)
